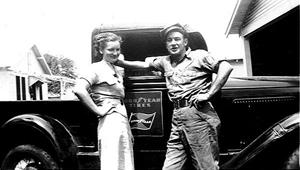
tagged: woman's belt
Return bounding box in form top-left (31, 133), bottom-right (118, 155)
top-left (104, 98), bottom-right (124, 105)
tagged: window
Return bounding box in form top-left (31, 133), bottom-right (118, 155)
top-left (16, 76), bottom-right (26, 100)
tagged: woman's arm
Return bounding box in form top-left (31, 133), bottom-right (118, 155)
top-left (73, 79), bottom-right (104, 117)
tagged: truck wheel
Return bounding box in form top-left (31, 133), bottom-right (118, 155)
top-left (283, 146), bottom-right (299, 170)
top-left (1, 144), bottom-right (60, 170)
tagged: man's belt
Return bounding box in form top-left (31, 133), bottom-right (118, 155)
top-left (173, 99), bottom-right (191, 109)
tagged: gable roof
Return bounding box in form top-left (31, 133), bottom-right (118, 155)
top-left (31, 45), bottom-right (52, 75)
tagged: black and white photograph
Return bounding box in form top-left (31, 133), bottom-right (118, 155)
top-left (0, 0), bottom-right (299, 169)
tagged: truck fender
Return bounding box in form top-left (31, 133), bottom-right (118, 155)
top-left (0, 113), bottom-right (79, 169)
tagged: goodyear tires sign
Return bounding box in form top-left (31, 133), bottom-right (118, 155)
top-left (125, 91), bottom-right (163, 137)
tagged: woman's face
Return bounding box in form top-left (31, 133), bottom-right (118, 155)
top-left (101, 40), bottom-right (121, 63)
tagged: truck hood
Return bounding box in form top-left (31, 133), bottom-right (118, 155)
top-left (224, 76), bottom-right (299, 89)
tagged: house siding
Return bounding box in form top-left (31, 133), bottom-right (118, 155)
top-left (241, 0), bottom-right (299, 36)
top-left (0, 72), bottom-right (18, 100)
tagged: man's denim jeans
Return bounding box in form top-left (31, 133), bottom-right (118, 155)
top-left (163, 102), bottom-right (220, 170)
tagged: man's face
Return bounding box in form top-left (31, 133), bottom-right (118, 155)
top-left (165, 31), bottom-right (188, 56)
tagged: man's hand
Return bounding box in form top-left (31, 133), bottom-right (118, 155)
top-left (191, 92), bottom-right (211, 108)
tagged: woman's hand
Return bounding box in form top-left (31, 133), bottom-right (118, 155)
top-left (96, 105), bottom-right (109, 117)
top-left (96, 101), bottom-right (116, 117)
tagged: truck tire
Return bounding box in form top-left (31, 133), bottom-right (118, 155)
top-left (283, 146), bottom-right (299, 170)
top-left (1, 144), bottom-right (60, 170)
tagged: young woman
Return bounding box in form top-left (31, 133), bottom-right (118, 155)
top-left (73, 32), bottom-right (134, 170)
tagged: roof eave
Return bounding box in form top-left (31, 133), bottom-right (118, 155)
top-left (225, 0), bottom-right (252, 37)
top-left (31, 45), bottom-right (52, 75)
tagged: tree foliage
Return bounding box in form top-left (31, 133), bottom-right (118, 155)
top-left (44, 54), bottom-right (77, 95)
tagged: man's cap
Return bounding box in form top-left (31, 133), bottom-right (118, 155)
top-left (160, 23), bottom-right (188, 41)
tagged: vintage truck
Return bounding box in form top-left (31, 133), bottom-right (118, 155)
top-left (0, 24), bottom-right (299, 170)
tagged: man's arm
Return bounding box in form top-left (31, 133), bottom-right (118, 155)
top-left (208, 61), bottom-right (233, 96)
top-left (115, 58), bottom-right (151, 69)
top-left (193, 61), bottom-right (233, 102)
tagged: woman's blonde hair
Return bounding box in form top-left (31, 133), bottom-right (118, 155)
top-left (94, 32), bottom-right (122, 52)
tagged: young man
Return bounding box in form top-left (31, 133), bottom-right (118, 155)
top-left (115, 23), bottom-right (233, 170)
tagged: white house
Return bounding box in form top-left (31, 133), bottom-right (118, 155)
top-left (226, 0), bottom-right (299, 76)
top-left (0, 45), bottom-right (52, 101)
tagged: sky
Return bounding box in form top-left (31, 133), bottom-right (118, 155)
top-left (0, 0), bottom-right (243, 69)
